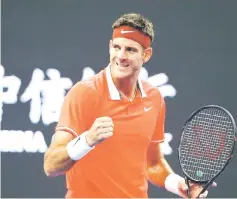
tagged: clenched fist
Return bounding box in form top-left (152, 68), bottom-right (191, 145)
top-left (85, 117), bottom-right (114, 147)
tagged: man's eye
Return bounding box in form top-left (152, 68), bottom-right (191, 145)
top-left (113, 45), bottom-right (120, 50)
top-left (127, 47), bottom-right (136, 52)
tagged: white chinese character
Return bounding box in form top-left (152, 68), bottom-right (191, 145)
top-left (20, 68), bottom-right (73, 125)
top-left (0, 65), bottom-right (22, 126)
top-left (139, 67), bottom-right (177, 98)
top-left (161, 133), bottom-right (173, 155)
top-left (81, 67), bottom-right (95, 80)
top-left (0, 65), bottom-right (3, 127)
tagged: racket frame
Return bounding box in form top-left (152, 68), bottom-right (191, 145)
top-left (178, 105), bottom-right (237, 196)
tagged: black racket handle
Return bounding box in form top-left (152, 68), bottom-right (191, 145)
top-left (185, 177), bottom-right (191, 198)
top-left (198, 185), bottom-right (209, 198)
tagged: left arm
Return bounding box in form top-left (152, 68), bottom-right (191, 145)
top-left (146, 94), bottom-right (178, 189)
top-left (146, 142), bottom-right (207, 198)
top-left (147, 93), bottom-right (212, 198)
top-left (146, 142), bottom-right (174, 187)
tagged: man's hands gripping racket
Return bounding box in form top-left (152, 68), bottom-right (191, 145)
top-left (178, 105), bottom-right (236, 198)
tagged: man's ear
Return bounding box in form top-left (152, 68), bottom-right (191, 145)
top-left (143, 47), bottom-right (153, 63)
top-left (109, 39), bottom-right (113, 49)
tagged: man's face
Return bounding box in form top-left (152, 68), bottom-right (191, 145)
top-left (109, 37), bottom-right (151, 80)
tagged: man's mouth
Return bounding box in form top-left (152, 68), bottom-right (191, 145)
top-left (116, 62), bottom-right (129, 67)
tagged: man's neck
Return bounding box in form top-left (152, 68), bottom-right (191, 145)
top-left (112, 76), bottom-right (138, 99)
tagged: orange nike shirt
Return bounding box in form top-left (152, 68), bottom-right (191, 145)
top-left (56, 66), bottom-right (165, 198)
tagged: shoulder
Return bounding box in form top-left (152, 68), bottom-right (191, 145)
top-left (141, 79), bottom-right (165, 111)
top-left (68, 70), bottom-right (105, 98)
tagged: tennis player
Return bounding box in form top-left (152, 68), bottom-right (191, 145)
top-left (44, 13), bottom-right (215, 198)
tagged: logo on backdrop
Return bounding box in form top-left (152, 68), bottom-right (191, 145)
top-left (0, 65), bottom-right (176, 154)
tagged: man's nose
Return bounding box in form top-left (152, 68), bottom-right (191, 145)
top-left (117, 49), bottom-right (127, 59)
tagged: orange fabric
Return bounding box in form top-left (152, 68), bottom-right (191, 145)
top-left (112, 26), bottom-right (151, 48)
top-left (56, 68), bottom-right (165, 198)
top-left (146, 141), bottom-right (172, 188)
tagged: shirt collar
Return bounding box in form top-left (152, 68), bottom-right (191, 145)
top-left (105, 65), bottom-right (147, 100)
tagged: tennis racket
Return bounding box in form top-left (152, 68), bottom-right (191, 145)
top-left (178, 105), bottom-right (236, 198)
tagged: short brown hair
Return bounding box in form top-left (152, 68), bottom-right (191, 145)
top-left (112, 13), bottom-right (155, 43)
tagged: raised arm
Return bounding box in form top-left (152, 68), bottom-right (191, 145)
top-left (44, 131), bottom-right (75, 177)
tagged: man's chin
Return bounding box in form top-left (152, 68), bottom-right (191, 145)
top-left (110, 64), bottom-right (133, 79)
top-left (114, 72), bottom-right (133, 80)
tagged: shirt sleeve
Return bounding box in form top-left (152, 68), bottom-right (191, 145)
top-left (55, 82), bottom-right (98, 137)
top-left (150, 95), bottom-right (166, 143)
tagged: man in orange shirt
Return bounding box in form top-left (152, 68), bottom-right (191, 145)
top-left (44, 13), bottom-right (214, 198)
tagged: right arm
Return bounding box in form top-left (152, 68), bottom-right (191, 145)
top-left (44, 130), bottom-right (75, 177)
top-left (44, 117), bottom-right (114, 177)
top-left (43, 83), bottom-right (113, 177)
top-left (43, 82), bottom-right (90, 177)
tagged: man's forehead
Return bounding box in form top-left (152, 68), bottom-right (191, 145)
top-left (112, 38), bottom-right (143, 49)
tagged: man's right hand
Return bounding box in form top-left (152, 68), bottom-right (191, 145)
top-left (86, 117), bottom-right (114, 147)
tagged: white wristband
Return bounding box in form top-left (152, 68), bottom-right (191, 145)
top-left (66, 131), bottom-right (94, 161)
top-left (165, 173), bottom-right (184, 196)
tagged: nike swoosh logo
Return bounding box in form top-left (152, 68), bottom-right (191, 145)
top-left (144, 107), bottom-right (153, 112)
top-left (121, 29), bottom-right (135, 34)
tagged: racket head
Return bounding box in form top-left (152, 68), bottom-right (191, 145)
top-left (178, 105), bottom-right (236, 183)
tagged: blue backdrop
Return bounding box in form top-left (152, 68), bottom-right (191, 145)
top-left (1, 0), bottom-right (237, 197)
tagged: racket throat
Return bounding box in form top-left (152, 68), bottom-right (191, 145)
top-left (185, 177), bottom-right (192, 198)
top-left (197, 179), bottom-right (214, 198)
top-left (185, 177), bottom-right (208, 198)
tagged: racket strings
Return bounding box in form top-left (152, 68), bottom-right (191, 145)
top-left (180, 107), bottom-right (235, 181)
